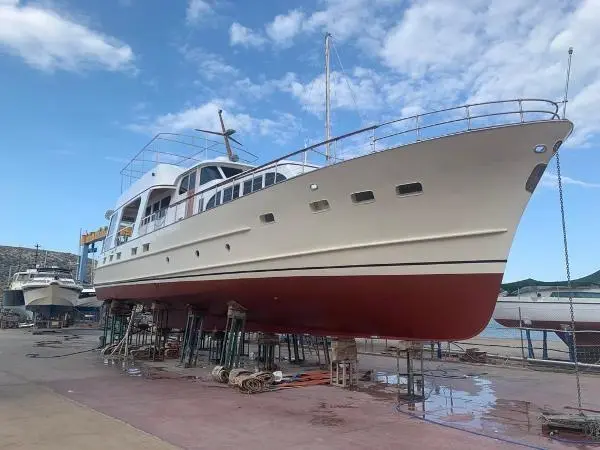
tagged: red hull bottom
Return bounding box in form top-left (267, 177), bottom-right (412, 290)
top-left (97, 273), bottom-right (503, 340)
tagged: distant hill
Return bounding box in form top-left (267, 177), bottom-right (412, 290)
top-left (0, 245), bottom-right (93, 292)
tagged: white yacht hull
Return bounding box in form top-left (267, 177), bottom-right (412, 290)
top-left (95, 120), bottom-right (573, 340)
top-left (493, 297), bottom-right (600, 347)
top-left (23, 284), bottom-right (79, 309)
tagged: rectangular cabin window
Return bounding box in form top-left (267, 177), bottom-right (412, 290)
top-left (252, 176), bottom-right (263, 192)
top-left (200, 166), bottom-right (222, 185)
top-left (396, 182), bottom-right (423, 196)
top-left (232, 184), bottom-right (240, 199)
top-left (265, 172), bottom-right (275, 187)
top-left (179, 174), bottom-right (190, 194)
top-left (221, 166), bottom-right (243, 178)
top-left (243, 180), bottom-right (252, 195)
top-left (131, 247), bottom-right (137, 256)
top-left (222, 186), bottom-right (233, 203)
top-left (152, 201), bottom-right (160, 213)
top-left (198, 197), bottom-right (204, 212)
top-left (116, 252), bottom-right (121, 260)
top-left (145, 206), bottom-right (151, 216)
top-left (142, 243), bottom-right (150, 252)
top-left (160, 196), bottom-right (171, 209)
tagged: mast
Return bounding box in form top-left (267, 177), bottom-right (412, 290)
top-left (218, 109), bottom-right (235, 161)
top-left (33, 243), bottom-right (40, 267)
top-left (324, 32), bottom-right (332, 161)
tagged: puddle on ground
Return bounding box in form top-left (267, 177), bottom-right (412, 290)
top-left (367, 367), bottom-right (562, 445)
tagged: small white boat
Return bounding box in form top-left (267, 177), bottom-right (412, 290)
top-left (493, 285), bottom-right (600, 350)
top-left (22, 267), bottom-right (82, 316)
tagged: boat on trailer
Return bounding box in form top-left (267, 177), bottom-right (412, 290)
top-left (93, 98), bottom-right (573, 340)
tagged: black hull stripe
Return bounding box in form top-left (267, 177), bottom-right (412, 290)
top-left (94, 259), bottom-right (506, 288)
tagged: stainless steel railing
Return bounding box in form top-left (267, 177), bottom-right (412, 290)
top-left (104, 98), bottom-right (562, 251)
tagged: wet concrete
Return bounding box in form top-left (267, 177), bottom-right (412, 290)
top-left (2, 328), bottom-right (600, 449)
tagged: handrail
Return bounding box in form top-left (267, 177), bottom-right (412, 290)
top-left (168, 124), bottom-right (378, 209)
top-left (103, 98), bottom-right (563, 252)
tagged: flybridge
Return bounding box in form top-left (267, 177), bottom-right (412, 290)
top-left (103, 98), bottom-right (562, 254)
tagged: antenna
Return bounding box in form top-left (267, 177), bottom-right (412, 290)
top-left (325, 32), bottom-right (332, 161)
top-left (34, 243), bottom-right (40, 267)
top-left (562, 47), bottom-right (574, 119)
top-left (194, 110), bottom-right (241, 162)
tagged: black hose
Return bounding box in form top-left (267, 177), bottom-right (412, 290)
top-left (26, 348), bottom-right (97, 358)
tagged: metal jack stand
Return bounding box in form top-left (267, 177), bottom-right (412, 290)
top-left (219, 302), bottom-right (247, 369)
top-left (180, 307), bottom-right (204, 368)
top-left (151, 302), bottom-right (169, 361)
top-left (257, 333), bottom-right (279, 371)
top-left (286, 334), bottom-right (305, 364)
top-left (398, 342), bottom-right (425, 401)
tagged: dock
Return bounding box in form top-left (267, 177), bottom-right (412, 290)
top-left (2, 326), bottom-right (600, 449)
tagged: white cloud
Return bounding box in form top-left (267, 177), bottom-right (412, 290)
top-left (0, 1), bottom-right (134, 72)
top-left (278, 70), bottom-right (383, 114)
top-left (541, 171), bottom-right (600, 189)
top-left (229, 22), bottom-right (266, 48)
top-left (377, 0), bottom-right (600, 144)
top-left (128, 100), bottom-right (302, 145)
top-left (186, 0), bottom-right (213, 24)
top-left (180, 46), bottom-right (238, 80)
top-left (265, 9), bottom-right (305, 47)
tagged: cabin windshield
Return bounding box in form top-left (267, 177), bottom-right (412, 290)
top-left (116, 197), bottom-right (140, 246)
top-left (549, 291), bottom-right (600, 299)
top-left (140, 187), bottom-right (175, 235)
top-left (200, 166), bottom-right (222, 185)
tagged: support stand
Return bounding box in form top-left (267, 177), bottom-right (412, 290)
top-left (526, 329), bottom-right (535, 359)
top-left (208, 331), bottom-right (224, 363)
top-left (151, 302), bottom-right (169, 361)
top-left (180, 307), bottom-right (204, 368)
top-left (257, 333), bottom-right (279, 371)
top-left (542, 330), bottom-right (549, 360)
top-left (396, 342), bottom-right (425, 401)
top-left (219, 303), bottom-right (246, 369)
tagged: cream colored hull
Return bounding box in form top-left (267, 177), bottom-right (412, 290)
top-left (23, 285), bottom-right (79, 308)
top-left (94, 120), bottom-right (573, 339)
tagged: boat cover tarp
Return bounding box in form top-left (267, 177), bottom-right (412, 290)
top-left (502, 269), bottom-right (600, 294)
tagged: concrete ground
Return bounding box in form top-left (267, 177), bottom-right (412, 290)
top-left (1, 328), bottom-right (599, 449)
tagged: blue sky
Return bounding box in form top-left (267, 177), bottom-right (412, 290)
top-left (0, 0), bottom-right (599, 282)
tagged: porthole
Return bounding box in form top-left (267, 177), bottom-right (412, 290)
top-left (396, 182), bottom-right (423, 196)
top-left (260, 213), bottom-right (275, 223)
top-left (351, 190), bottom-right (375, 204)
top-left (195, 250), bottom-right (200, 257)
top-left (309, 183), bottom-right (319, 191)
top-left (166, 257), bottom-right (170, 263)
top-left (225, 244), bottom-right (231, 251)
top-left (534, 144), bottom-right (547, 154)
top-left (309, 199), bottom-right (330, 212)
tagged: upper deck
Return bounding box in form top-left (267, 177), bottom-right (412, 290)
top-left (101, 99), bottom-right (565, 254)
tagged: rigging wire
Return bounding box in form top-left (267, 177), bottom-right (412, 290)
top-left (557, 46), bottom-right (583, 413)
top-left (331, 37), bottom-right (366, 124)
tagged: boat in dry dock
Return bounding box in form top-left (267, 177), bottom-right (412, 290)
top-left (93, 97), bottom-right (573, 340)
top-left (493, 271), bottom-right (600, 359)
top-left (22, 267), bottom-right (82, 318)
